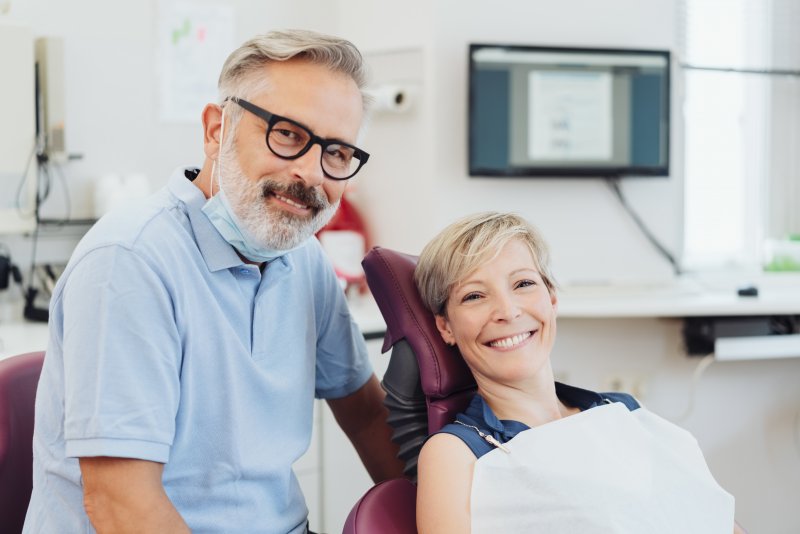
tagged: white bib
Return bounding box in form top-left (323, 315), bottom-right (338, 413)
top-left (470, 402), bottom-right (734, 533)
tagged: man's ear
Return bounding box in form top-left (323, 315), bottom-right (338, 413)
top-left (435, 314), bottom-right (456, 346)
top-left (201, 103), bottom-right (223, 160)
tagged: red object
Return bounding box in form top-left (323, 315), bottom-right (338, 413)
top-left (317, 193), bottom-right (370, 291)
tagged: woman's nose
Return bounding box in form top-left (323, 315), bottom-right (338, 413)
top-left (491, 292), bottom-right (522, 322)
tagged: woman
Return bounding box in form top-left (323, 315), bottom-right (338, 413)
top-left (413, 212), bottom-right (744, 534)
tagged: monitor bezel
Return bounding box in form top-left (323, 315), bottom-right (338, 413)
top-left (468, 43), bottom-right (671, 178)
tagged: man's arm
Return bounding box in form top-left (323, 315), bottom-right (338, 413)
top-left (326, 374), bottom-right (405, 482)
top-left (80, 457), bottom-right (190, 534)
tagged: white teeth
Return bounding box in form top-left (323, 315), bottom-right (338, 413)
top-left (489, 331), bottom-right (532, 349)
top-left (276, 194), bottom-right (308, 210)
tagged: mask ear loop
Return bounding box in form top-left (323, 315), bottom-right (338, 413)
top-left (210, 105), bottom-right (226, 196)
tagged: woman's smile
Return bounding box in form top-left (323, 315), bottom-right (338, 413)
top-left (485, 329), bottom-right (536, 350)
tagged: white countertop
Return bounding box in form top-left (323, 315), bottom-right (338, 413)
top-left (2, 272), bottom-right (798, 361)
top-left (557, 273), bottom-right (800, 318)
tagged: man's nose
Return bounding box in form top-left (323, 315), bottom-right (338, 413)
top-left (290, 143), bottom-right (325, 188)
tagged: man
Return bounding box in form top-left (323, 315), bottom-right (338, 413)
top-left (24, 30), bottom-right (403, 533)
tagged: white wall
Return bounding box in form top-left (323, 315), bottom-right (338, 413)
top-left (2, 1), bottom-right (799, 532)
top-left (343, 0), bottom-right (681, 285)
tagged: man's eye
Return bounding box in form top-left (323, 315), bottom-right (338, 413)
top-left (274, 129), bottom-right (301, 141)
top-left (326, 148), bottom-right (346, 161)
top-left (325, 145), bottom-right (354, 163)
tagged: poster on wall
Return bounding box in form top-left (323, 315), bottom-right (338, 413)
top-left (157, 1), bottom-right (235, 123)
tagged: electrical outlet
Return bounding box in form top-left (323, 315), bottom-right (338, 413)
top-left (602, 373), bottom-right (647, 400)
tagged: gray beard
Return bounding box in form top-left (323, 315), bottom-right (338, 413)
top-left (219, 142), bottom-right (339, 251)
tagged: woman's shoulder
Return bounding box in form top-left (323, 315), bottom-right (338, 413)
top-left (419, 432), bottom-right (476, 470)
top-left (434, 420), bottom-right (497, 459)
top-left (430, 394), bottom-right (504, 459)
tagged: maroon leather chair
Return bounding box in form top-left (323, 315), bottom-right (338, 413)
top-left (342, 477), bottom-right (417, 534)
top-left (342, 248), bottom-right (477, 534)
top-left (0, 350), bottom-right (45, 534)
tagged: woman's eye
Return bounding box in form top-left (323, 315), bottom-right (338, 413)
top-left (461, 292), bottom-right (482, 303)
top-left (515, 279), bottom-right (536, 289)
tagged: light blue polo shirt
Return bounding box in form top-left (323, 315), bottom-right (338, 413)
top-left (24, 167), bottom-right (372, 534)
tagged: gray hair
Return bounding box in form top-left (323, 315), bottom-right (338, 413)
top-left (217, 29), bottom-right (370, 129)
top-left (414, 212), bottom-right (558, 316)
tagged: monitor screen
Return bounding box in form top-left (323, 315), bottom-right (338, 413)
top-left (468, 44), bottom-right (670, 177)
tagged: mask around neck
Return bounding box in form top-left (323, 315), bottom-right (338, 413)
top-left (201, 186), bottom-right (304, 263)
top-left (201, 106), bottom-right (305, 263)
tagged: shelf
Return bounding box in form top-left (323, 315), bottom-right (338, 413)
top-left (37, 218), bottom-right (97, 226)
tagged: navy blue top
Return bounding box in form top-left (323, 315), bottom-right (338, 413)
top-left (436, 382), bottom-right (640, 458)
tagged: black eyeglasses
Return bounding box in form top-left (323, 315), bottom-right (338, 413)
top-left (225, 97), bottom-right (369, 181)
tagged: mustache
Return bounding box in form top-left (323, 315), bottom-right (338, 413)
top-left (260, 180), bottom-right (327, 211)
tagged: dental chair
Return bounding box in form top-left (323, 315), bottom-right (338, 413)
top-left (342, 247), bottom-right (477, 534)
top-left (0, 351), bottom-right (45, 534)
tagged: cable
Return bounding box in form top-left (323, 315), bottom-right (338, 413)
top-left (37, 156), bottom-right (52, 204)
top-left (33, 159), bottom-right (72, 225)
top-left (14, 140), bottom-right (38, 217)
top-left (23, 167), bottom-right (49, 323)
top-left (606, 177), bottom-right (682, 275)
top-left (671, 353), bottom-right (715, 423)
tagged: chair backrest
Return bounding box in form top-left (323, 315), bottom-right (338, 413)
top-left (342, 248), bottom-right (477, 534)
top-left (0, 351), bottom-right (45, 534)
top-left (363, 246), bottom-right (477, 479)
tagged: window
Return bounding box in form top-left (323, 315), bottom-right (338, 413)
top-left (678, 0), bottom-right (800, 270)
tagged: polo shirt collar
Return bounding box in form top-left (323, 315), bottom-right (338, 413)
top-left (464, 382), bottom-right (606, 441)
top-left (167, 166), bottom-right (244, 273)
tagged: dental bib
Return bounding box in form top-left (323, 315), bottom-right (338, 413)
top-left (470, 402), bottom-right (734, 533)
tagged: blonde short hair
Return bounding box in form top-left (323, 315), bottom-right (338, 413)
top-left (414, 212), bottom-right (557, 316)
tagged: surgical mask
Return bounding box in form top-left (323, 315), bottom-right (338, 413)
top-left (201, 106), bottom-right (305, 263)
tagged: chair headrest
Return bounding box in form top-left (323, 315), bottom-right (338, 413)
top-left (363, 247), bottom-right (475, 398)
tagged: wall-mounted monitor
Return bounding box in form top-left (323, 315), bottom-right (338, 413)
top-left (468, 44), bottom-right (670, 178)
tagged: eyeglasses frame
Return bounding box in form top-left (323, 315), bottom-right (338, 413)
top-left (224, 97), bottom-right (370, 181)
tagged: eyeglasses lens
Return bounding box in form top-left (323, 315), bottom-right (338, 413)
top-left (268, 120), bottom-right (310, 157)
top-left (267, 120), bottom-right (361, 179)
top-left (321, 144), bottom-right (358, 179)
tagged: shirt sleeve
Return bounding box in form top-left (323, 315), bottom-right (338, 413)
top-left (311, 246), bottom-right (373, 399)
top-left (60, 245), bottom-right (182, 463)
